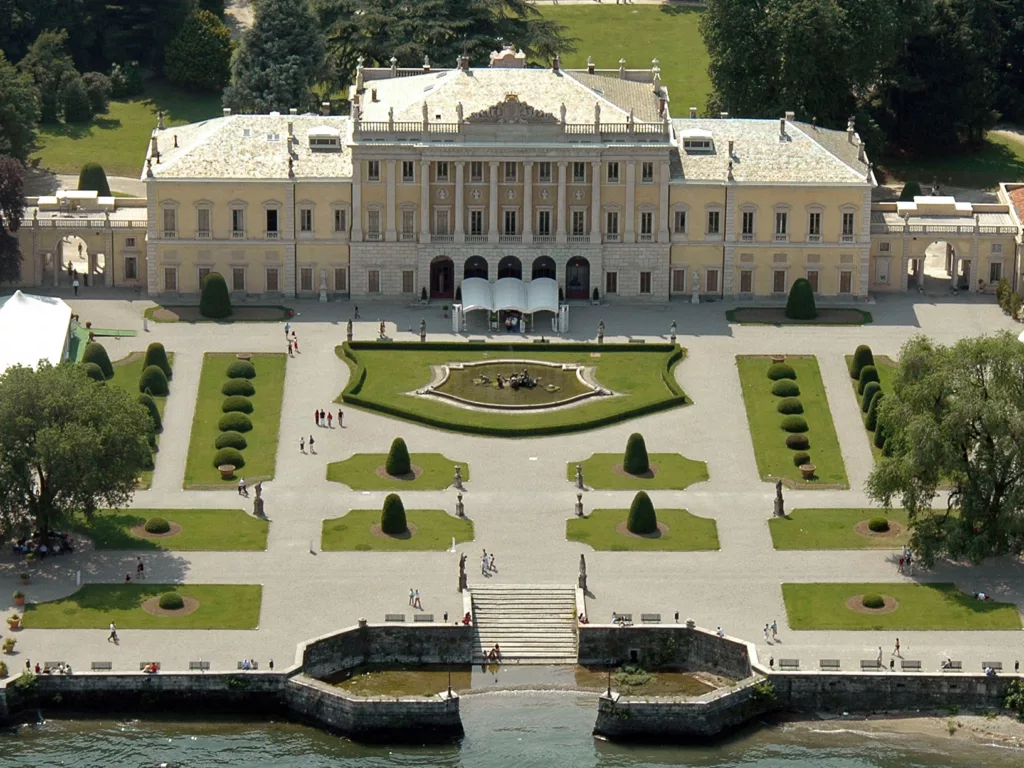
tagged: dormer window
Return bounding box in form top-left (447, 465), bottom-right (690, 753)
top-left (308, 126), bottom-right (341, 150)
top-left (267, 132), bottom-right (280, 142)
top-left (681, 128), bottom-right (714, 153)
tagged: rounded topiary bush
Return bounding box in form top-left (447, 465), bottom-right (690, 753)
top-left (82, 342), bottom-right (113, 379)
top-left (857, 365), bottom-right (879, 395)
top-left (145, 517), bottom-right (171, 534)
top-left (865, 391), bottom-right (884, 431)
top-left (868, 516), bottom-right (890, 533)
top-left (218, 412), bottom-right (253, 432)
top-left (793, 451), bottom-right (811, 467)
top-left (873, 421), bottom-right (888, 450)
top-left (623, 432), bottom-right (650, 475)
top-left (139, 365), bottom-right (169, 396)
top-left (771, 379), bottom-right (800, 397)
top-left (81, 361), bottom-right (106, 382)
top-left (781, 415), bottom-right (809, 433)
top-left (861, 593), bottom-right (885, 609)
top-left (626, 491), bottom-right (658, 535)
top-left (137, 393), bottom-right (162, 432)
top-left (850, 344), bottom-right (875, 380)
top-left (78, 162), bottom-right (112, 197)
top-left (777, 397), bottom-right (804, 415)
top-left (381, 493), bottom-right (407, 535)
top-left (860, 381), bottom-right (881, 413)
top-left (785, 434), bottom-right (810, 450)
top-left (785, 277), bottom-right (818, 320)
top-left (158, 592), bottom-right (185, 610)
top-left (199, 271), bottom-right (232, 319)
top-left (226, 360), bottom-right (256, 379)
top-left (221, 379), bottom-right (256, 397)
top-left (385, 437), bottom-right (411, 476)
top-left (143, 342), bottom-right (172, 379)
top-left (213, 446), bottom-right (245, 469)
top-left (767, 363), bottom-right (797, 381)
top-left (222, 395), bottom-right (254, 414)
top-left (215, 431), bottom-right (248, 450)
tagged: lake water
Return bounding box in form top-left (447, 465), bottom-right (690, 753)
top-left (2, 691), bottom-right (1021, 768)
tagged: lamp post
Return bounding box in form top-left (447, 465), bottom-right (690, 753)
top-left (670, 320), bottom-right (677, 344)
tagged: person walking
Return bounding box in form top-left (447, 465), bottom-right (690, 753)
top-left (309, 435), bottom-right (315, 454)
top-left (319, 409), bottom-right (326, 426)
top-left (354, 306), bottom-right (360, 319)
top-left (409, 588), bottom-right (415, 606)
top-left (288, 339), bottom-right (293, 357)
top-left (314, 409), bottom-right (319, 427)
top-left (327, 412), bottom-right (333, 428)
top-left (763, 624), bottom-right (771, 643)
top-left (876, 646), bottom-right (883, 666)
top-left (413, 590), bottom-right (422, 610)
top-left (72, 276), bottom-right (79, 296)
top-left (488, 553), bottom-right (497, 572)
top-left (300, 436), bottom-right (306, 453)
top-left (136, 556), bottom-right (145, 580)
top-left (771, 620), bottom-right (778, 641)
top-left (292, 331), bottom-right (299, 353)
top-left (108, 621), bottom-right (118, 643)
top-left (284, 321), bottom-right (291, 337)
top-left (892, 638), bottom-right (901, 657)
top-left (481, 550), bottom-right (489, 576)
top-left (238, 477), bottom-right (247, 496)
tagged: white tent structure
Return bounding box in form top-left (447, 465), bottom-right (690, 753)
top-left (0, 290), bottom-right (73, 373)
top-left (458, 277), bottom-right (559, 314)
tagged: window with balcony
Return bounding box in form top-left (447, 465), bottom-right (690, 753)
top-left (299, 208), bottom-right (312, 233)
top-left (842, 211), bottom-right (855, 241)
top-left (641, 162), bottom-right (654, 183)
top-left (537, 210), bottom-right (551, 237)
top-left (774, 211), bottom-right (788, 240)
top-left (162, 207), bottom-right (176, 238)
top-left (606, 272), bottom-right (618, 294)
top-left (401, 209), bottom-right (415, 239)
top-left (367, 160), bottom-right (380, 181)
top-left (367, 209), bottom-right (382, 238)
top-left (265, 208), bottom-right (279, 238)
top-left (402, 160), bottom-right (415, 182)
top-left (333, 208), bottom-right (347, 233)
top-left (607, 162), bottom-right (619, 183)
top-left (434, 208), bottom-right (449, 235)
top-left (231, 208), bottom-right (245, 238)
top-left (673, 209), bottom-right (687, 234)
top-left (503, 161), bottom-right (517, 183)
top-left (503, 209), bottom-right (517, 235)
top-left (470, 209), bottom-right (484, 236)
top-left (470, 161), bottom-right (484, 183)
top-left (807, 210), bottom-right (822, 241)
top-left (706, 210), bottom-right (720, 235)
top-left (639, 271), bottom-right (652, 294)
top-left (606, 211), bottom-right (619, 237)
top-left (573, 162), bottom-right (586, 183)
top-left (572, 209), bottom-right (586, 236)
top-left (741, 210), bottom-right (754, 240)
top-left (436, 161), bottom-right (449, 182)
top-left (197, 208), bottom-right (211, 238)
top-left (640, 211), bottom-right (653, 240)
top-left (538, 162), bottom-right (552, 183)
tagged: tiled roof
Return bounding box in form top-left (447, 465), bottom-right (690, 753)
top-left (146, 115), bottom-right (353, 180)
top-left (1010, 186), bottom-right (1024, 225)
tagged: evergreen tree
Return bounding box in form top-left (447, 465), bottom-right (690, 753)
top-left (0, 52), bottom-right (40, 162)
top-left (59, 74), bottom-right (94, 122)
top-left (0, 155), bottom-right (26, 284)
top-left (78, 163), bottom-right (111, 197)
top-left (81, 71), bottom-right (111, 114)
top-left (18, 29), bottom-right (79, 123)
top-left (100, 0), bottom-right (191, 74)
top-left (899, 181), bottom-right (922, 201)
top-left (166, 10), bottom-right (233, 93)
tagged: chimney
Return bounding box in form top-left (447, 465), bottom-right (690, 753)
top-left (847, 116), bottom-right (856, 143)
top-left (587, 56), bottom-right (595, 74)
top-left (287, 121), bottom-right (293, 138)
top-left (658, 97), bottom-right (666, 117)
top-left (727, 161), bottom-right (734, 181)
top-left (371, 87), bottom-right (378, 102)
top-left (858, 141), bottom-right (866, 163)
top-left (173, 134), bottom-right (178, 149)
top-left (784, 110), bottom-right (795, 122)
top-left (157, 110), bottom-right (165, 130)
top-left (150, 135), bottom-right (160, 163)
top-left (779, 117), bottom-right (787, 139)
top-left (689, 107), bottom-right (697, 119)
top-left (322, 101), bottom-right (332, 115)
top-left (552, 54), bottom-right (560, 73)
top-left (459, 55), bottom-right (469, 72)
top-left (289, 108), bottom-right (297, 115)
top-left (728, 140), bottom-right (734, 157)
top-left (719, 111), bottom-right (729, 119)
top-left (223, 108), bottom-right (231, 117)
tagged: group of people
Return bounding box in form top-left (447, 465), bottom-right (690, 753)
top-left (503, 313), bottom-right (525, 333)
top-left (480, 550), bottom-right (498, 575)
top-left (762, 620), bottom-right (779, 643)
top-left (486, 644), bottom-right (502, 662)
top-left (11, 530), bottom-right (75, 558)
top-left (408, 588), bottom-right (423, 609)
top-left (142, 662), bottom-right (160, 674)
top-left (33, 662), bottom-right (72, 675)
top-left (897, 545), bottom-right (914, 574)
top-left (314, 408), bottom-right (343, 428)
top-left (284, 323), bottom-right (300, 356)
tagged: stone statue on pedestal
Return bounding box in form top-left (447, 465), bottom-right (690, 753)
top-left (774, 479), bottom-right (785, 518)
top-left (319, 269), bottom-right (328, 303)
top-left (458, 553), bottom-right (467, 592)
top-left (453, 465), bottom-right (463, 489)
top-left (575, 491), bottom-right (584, 517)
top-left (691, 270), bottom-right (701, 305)
top-left (575, 464), bottom-right (584, 490)
top-left (578, 554), bottom-right (587, 592)
top-left (253, 482), bottom-right (265, 518)
top-left (419, 318), bottom-right (426, 342)
top-left (346, 319), bottom-right (353, 342)
top-left (597, 320), bottom-right (605, 344)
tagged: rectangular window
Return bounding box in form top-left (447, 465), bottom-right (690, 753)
top-left (434, 209), bottom-right (449, 235)
top-left (706, 268), bottom-right (719, 293)
top-left (775, 211), bottom-right (788, 235)
top-left (606, 211), bottom-right (619, 235)
top-left (573, 162), bottom-right (586, 183)
top-left (402, 161), bottom-right (415, 182)
top-left (266, 267), bottom-right (279, 292)
top-left (300, 267), bottom-right (313, 292)
top-left (992, 243), bottom-right (1004, 254)
top-left (470, 161), bottom-right (483, 183)
top-left (641, 162), bottom-right (654, 183)
top-left (640, 211), bottom-right (653, 235)
top-left (299, 208), bottom-right (312, 232)
top-left (197, 208), bottom-right (211, 237)
top-left (163, 267), bottom-right (177, 292)
top-left (231, 208), bottom-right (245, 236)
top-left (198, 266), bottom-right (211, 286)
top-left (639, 271), bottom-right (652, 294)
top-left (707, 210), bottom-right (720, 235)
top-left (672, 269), bottom-right (686, 293)
top-left (367, 160), bottom-right (380, 181)
top-left (537, 210), bottom-right (551, 236)
top-left (740, 270), bottom-right (753, 293)
top-left (741, 210), bottom-right (754, 235)
top-left (808, 211), bottom-right (821, 236)
top-left (572, 210), bottom-right (586, 236)
top-left (334, 267), bottom-right (347, 292)
top-left (470, 209), bottom-right (484, 236)
top-left (401, 209), bottom-right (415, 236)
top-left (605, 272), bottom-right (618, 294)
top-left (125, 236), bottom-right (137, 248)
top-left (436, 161), bottom-right (449, 182)
top-left (503, 161), bottom-right (517, 183)
top-left (538, 162), bottom-right (552, 183)
top-left (839, 270), bottom-right (852, 294)
top-left (124, 256), bottom-right (138, 281)
top-left (503, 209), bottom-right (517, 235)
top-left (607, 162), bottom-right (619, 183)
top-left (402, 270), bottom-right (414, 294)
top-left (333, 209), bottom-right (347, 233)
top-left (367, 209), bottom-right (381, 235)
top-left (878, 241), bottom-right (890, 253)
top-left (232, 267), bottom-right (245, 292)
top-left (266, 208), bottom-right (279, 235)
top-left (842, 212), bottom-right (855, 236)
top-left (806, 270), bottom-right (819, 293)
top-left (163, 208), bottom-right (176, 237)
top-left (674, 210), bottom-right (687, 234)
top-left (772, 270), bottom-right (786, 293)
top-left (990, 261), bottom-right (1003, 283)
top-left (368, 269), bottom-right (381, 294)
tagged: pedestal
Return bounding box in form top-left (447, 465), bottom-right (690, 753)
top-left (773, 498), bottom-right (785, 518)
top-left (253, 498), bottom-right (265, 518)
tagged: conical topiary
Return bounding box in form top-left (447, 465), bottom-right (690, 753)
top-left (139, 365), bottom-right (169, 396)
top-left (857, 364), bottom-right (879, 395)
top-left (78, 162), bottom-right (111, 197)
top-left (850, 345), bottom-right (874, 380)
top-left (865, 391), bottom-right (884, 431)
top-left (385, 437), bottom-right (411, 476)
top-left (143, 342), bottom-right (172, 379)
top-left (137, 393), bottom-right (162, 432)
top-left (199, 271), bottom-right (232, 319)
top-left (81, 361), bottom-right (105, 381)
top-left (83, 341), bottom-right (113, 379)
top-left (784, 278), bottom-right (817, 320)
top-left (860, 381), bottom-right (881, 413)
top-left (622, 432), bottom-right (650, 475)
top-left (381, 493), bottom-right (407, 535)
top-left (626, 491), bottom-right (657, 535)
top-left (873, 420), bottom-right (888, 449)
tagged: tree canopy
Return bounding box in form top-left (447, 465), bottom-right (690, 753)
top-left (0, 155), bottom-right (26, 284)
top-left (165, 9), bottom-right (233, 93)
top-left (0, 51), bottom-right (40, 161)
top-left (0, 362), bottom-right (153, 538)
top-left (867, 333), bottom-right (1024, 566)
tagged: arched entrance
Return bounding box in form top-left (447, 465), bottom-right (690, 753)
top-left (429, 256), bottom-right (454, 299)
top-left (565, 256), bottom-right (590, 299)
top-left (57, 235), bottom-right (106, 286)
top-left (497, 255), bottom-right (522, 280)
top-left (532, 256), bottom-right (556, 281)
top-left (464, 256), bottom-right (488, 280)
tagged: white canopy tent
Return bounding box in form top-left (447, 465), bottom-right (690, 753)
top-left (459, 277), bottom-right (559, 314)
top-left (0, 290), bottom-right (73, 373)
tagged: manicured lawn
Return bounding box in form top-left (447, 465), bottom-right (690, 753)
top-left (769, 508), bottom-right (911, 550)
top-left (183, 353), bottom-right (287, 489)
top-left (339, 343), bottom-right (688, 436)
top-left (73, 508), bottom-right (268, 551)
top-left (736, 356), bottom-right (848, 488)
top-left (326, 453), bottom-right (470, 491)
top-left (22, 584), bottom-right (263, 630)
top-left (31, 83), bottom-right (222, 177)
top-left (109, 351), bottom-right (174, 490)
top-left (144, 305), bottom-right (293, 323)
top-left (782, 583), bottom-right (1022, 631)
top-left (726, 308), bottom-right (873, 326)
top-left (321, 510), bottom-right (475, 552)
top-left (843, 354), bottom-right (899, 460)
top-left (542, 5), bottom-right (710, 113)
top-left (880, 133), bottom-right (1024, 191)
top-left (566, 508), bottom-right (719, 552)
top-left (567, 453), bottom-right (708, 491)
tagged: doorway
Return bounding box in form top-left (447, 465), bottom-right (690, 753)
top-left (430, 256), bottom-right (454, 299)
top-left (565, 256), bottom-right (590, 299)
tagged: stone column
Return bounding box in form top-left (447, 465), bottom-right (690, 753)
top-left (419, 160), bottom-right (430, 244)
top-left (105, 228), bottom-right (114, 287)
top-left (658, 161), bottom-right (670, 242)
top-left (624, 161), bottom-right (636, 243)
top-left (556, 161), bottom-right (568, 244)
top-left (488, 161), bottom-right (499, 243)
top-left (454, 161), bottom-right (465, 244)
top-left (590, 160), bottom-right (601, 244)
top-left (351, 161), bottom-right (363, 241)
top-left (385, 159), bottom-right (397, 241)
top-left (522, 161), bottom-right (533, 244)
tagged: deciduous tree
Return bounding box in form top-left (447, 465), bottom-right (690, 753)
top-left (0, 155), bottom-right (26, 284)
top-left (17, 29), bottom-right (79, 123)
top-left (0, 51), bottom-right (40, 162)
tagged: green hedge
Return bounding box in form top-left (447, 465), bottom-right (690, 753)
top-left (767, 363), bottom-right (797, 381)
top-left (776, 397), bottom-right (803, 415)
top-left (627, 491), bottom-right (658, 535)
top-left (385, 437), bottom-right (411, 475)
top-left (145, 517), bottom-right (170, 534)
top-left (215, 431), bottom-right (247, 450)
top-left (857, 365), bottom-right (879, 395)
top-left (218, 412), bottom-right (253, 432)
top-left (137, 393), bottom-right (162, 432)
top-left (860, 381), bottom-right (881, 412)
top-left (143, 342), bottom-right (173, 379)
top-left (159, 592), bottom-right (185, 610)
top-left (83, 342), bottom-right (114, 379)
top-left (623, 432), bottom-right (650, 475)
top-left (139, 365), bottom-right (169, 396)
top-left (785, 434), bottom-right (809, 450)
top-left (781, 415), bottom-right (809, 433)
top-left (81, 361), bottom-right (106, 382)
top-left (222, 395), bottom-right (254, 414)
top-left (221, 379), bottom-right (256, 397)
top-left (213, 446), bottom-right (245, 469)
top-left (381, 493), bottom-right (407, 534)
top-left (850, 345), bottom-right (874, 379)
top-left (226, 360), bottom-right (256, 379)
top-left (793, 451), bottom-right (811, 467)
top-left (771, 380), bottom-right (800, 397)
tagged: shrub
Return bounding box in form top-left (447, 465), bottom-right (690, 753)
top-left (627, 491), bottom-right (658, 535)
top-left (77, 162), bottom-right (111, 197)
top-left (141, 451), bottom-right (155, 470)
top-left (386, 437), bottom-right (411, 475)
top-left (222, 379), bottom-right (255, 397)
top-left (60, 75), bottom-right (94, 122)
top-left (868, 517), bottom-right (890, 533)
top-left (784, 278), bottom-right (817, 320)
top-left (767, 363), bottom-right (796, 381)
top-left (776, 397), bottom-right (803, 415)
top-left (82, 342), bottom-right (113, 379)
top-left (997, 277), bottom-right (1011, 311)
top-left (165, 10), bottom-right (233, 92)
top-left (861, 593), bottom-right (885, 609)
top-left (158, 592), bottom-right (185, 610)
top-left (143, 342), bottom-right (172, 378)
top-left (785, 434), bottom-right (810, 450)
top-left (222, 395), bottom-right (254, 414)
top-left (81, 361), bottom-right (105, 382)
top-left (1010, 291), bottom-right (1023, 320)
top-left (139, 365), bottom-right (169, 396)
top-left (793, 451), bottom-right (811, 467)
top-left (857, 365), bottom-right (879, 395)
top-left (873, 421), bottom-right (888, 450)
top-left (771, 380), bottom-right (800, 397)
top-left (215, 431), bottom-right (248, 450)
top-left (622, 432), bottom-right (650, 475)
top-left (850, 344), bottom-right (875, 379)
top-left (137, 393), bottom-right (162, 432)
top-left (108, 61), bottom-right (143, 98)
top-left (860, 381), bottom-right (882, 412)
top-left (199, 271), bottom-right (232, 318)
top-left (865, 391), bottom-right (884, 431)
top-left (213, 446), bottom-right (245, 469)
top-left (781, 415), bottom-right (809, 433)
top-left (81, 71), bottom-right (111, 114)
top-left (898, 181), bottom-right (922, 201)
top-left (145, 517), bottom-right (171, 534)
top-left (226, 360), bottom-right (256, 379)
top-left (381, 493), bottom-right (407, 534)
top-left (218, 412), bottom-right (252, 432)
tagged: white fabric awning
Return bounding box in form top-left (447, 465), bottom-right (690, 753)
top-left (460, 278), bottom-right (493, 312)
top-left (526, 277), bottom-right (558, 313)
top-left (459, 278), bottom-right (559, 314)
top-left (0, 290), bottom-right (72, 373)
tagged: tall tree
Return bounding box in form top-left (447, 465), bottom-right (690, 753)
top-left (100, 0), bottom-right (192, 74)
top-left (867, 333), bottom-right (1024, 566)
top-left (0, 155), bottom-right (26, 284)
top-left (165, 9), bottom-right (233, 93)
top-left (0, 51), bottom-right (40, 161)
top-left (0, 362), bottom-right (153, 537)
top-left (224, 0), bottom-right (326, 114)
top-left (17, 29), bottom-right (79, 123)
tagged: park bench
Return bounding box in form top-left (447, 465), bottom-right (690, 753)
top-left (640, 613), bottom-right (662, 624)
top-left (628, 338), bottom-right (647, 344)
top-left (139, 662), bottom-right (161, 671)
top-left (413, 613), bottom-right (435, 622)
top-left (236, 661), bottom-right (259, 670)
top-left (778, 659), bottom-right (800, 671)
top-left (900, 660), bottom-right (922, 672)
top-left (860, 659), bottom-right (882, 671)
top-left (983, 661), bottom-right (1003, 672)
top-left (90, 661), bottom-right (113, 672)
top-left (942, 661), bottom-right (963, 672)
top-left (819, 659), bottom-right (841, 671)
top-left (384, 613), bottom-right (406, 622)
top-left (43, 661), bottom-right (64, 673)
top-left (612, 613), bottom-right (633, 626)
top-left (189, 660), bottom-right (211, 672)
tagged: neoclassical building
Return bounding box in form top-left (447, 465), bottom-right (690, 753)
top-left (11, 47), bottom-right (1022, 301)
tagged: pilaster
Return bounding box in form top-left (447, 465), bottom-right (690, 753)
top-left (419, 160), bottom-right (430, 244)
top-left (488, 161), bottom-right (499, 244)
top-left (624, 161), bottom-right (635, 243)
top-left (723, 184), bottom-right (737, 296)
top-left (658, 162), bottom-right (670, 242)
top-left (556, 161), bottom-right (567, 243)
top-left (590, 160), bottom-right (601, 245)
top-left (351, 163), bottom-right (363, 240)
top-left (859, 187), bottom-right (872, 296)
top-left (385, 159), bottom-right (397, 242)
top-left (454, 161), bottom-right (465, 244)
top-left (522, 160), bottom-right (533, 243)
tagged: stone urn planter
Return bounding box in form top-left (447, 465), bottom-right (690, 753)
top-left (7, 614), bottom-right (22, 631)
top-left (19, 572), bottom-right (29, 585)
top-left (799, 463), bottom-right (817, 480)
top-left (771, 354), bottom-right (786, 364)
top-left (13, 591), bottom-right (25, 608)
top-left (218, 464), bottom-right (237, 479)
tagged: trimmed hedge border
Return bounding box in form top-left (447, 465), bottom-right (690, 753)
top-left (338, 342), bottom-right (689, 437)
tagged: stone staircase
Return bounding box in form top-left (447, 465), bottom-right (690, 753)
top-left (470, 584), bottom-right (578, 664)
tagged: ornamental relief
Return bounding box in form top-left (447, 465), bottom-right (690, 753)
top-left (436, 188), bottom-right (449, 200)
top-left (465, 94), bottom-right (560, 125)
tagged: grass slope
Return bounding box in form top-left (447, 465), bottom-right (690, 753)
top-left (769, 508), bottom-right (911, 550)
top-left (75, 508), bottom-right (268, 551)
top-left (736, 356), bottom-right (848, 487)
top-left (782, 583), bottom-right (1022, 631)
top-left (22, 584), bottom-right (263, 630)
top-left (881, 133), bottom-right (1024, 191)
top-left (109, 351), bottom-right (174, 489)
top-left (326, 453), bottom-right (469, 491)
top-left (322, 510), bottom-right (474, 551)
top-left (566, 508), bottom-right (719, 551)
top-left (567, 453), bottom-right (708, 491)
top-left (183, 353), bottom-right (286, 488)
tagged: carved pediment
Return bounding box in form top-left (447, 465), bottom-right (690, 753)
top-left (465, 94), bottom-right (560, 125)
